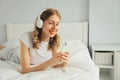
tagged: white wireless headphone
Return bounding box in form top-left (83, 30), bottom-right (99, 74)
top-left (37, 9), bottom-right (47, 28)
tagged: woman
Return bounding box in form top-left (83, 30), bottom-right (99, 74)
top-left (19, 8), bottom-right (69, 74)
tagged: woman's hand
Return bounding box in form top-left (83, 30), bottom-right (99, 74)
top-left (0, 46), bottom-right (5, 51)
top-left (52, 52), bottom-right (69, 68)
top-left (58, 52), bottom-right (69, 63)
top-left (49, 52), bottom-right (63, 66)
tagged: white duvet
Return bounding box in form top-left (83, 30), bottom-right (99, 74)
top-left (0, 40), bottom-right (99, 80)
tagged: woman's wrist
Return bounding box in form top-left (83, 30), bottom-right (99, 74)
top-left (48, 58), bottom-right (56, 67)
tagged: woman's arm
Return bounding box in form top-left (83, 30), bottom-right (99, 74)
top-left (20, 41), bottom-right (63, 74)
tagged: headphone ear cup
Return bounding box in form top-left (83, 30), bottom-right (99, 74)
top-left (37, 17), bottom-right (43, 28)
top-left (37, 8), bottom-right (47, 28)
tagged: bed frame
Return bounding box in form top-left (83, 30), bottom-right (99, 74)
top-left (6, 22), bottom-right (88, 45)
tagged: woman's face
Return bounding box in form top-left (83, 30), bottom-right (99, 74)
top-left (42, 14), bottom-right (60, 38)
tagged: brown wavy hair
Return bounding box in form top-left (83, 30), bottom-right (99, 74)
top-left (32, 8), bottom-right (61, 50)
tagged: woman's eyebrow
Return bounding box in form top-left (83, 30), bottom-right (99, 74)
top-left (48, 20), bottom-right (60, 23)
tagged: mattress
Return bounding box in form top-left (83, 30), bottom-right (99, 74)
top-left (0, 40), bottom-right (99, 80)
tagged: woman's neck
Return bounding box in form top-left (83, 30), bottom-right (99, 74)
top-left (41, 32), bottom-right (50, 42)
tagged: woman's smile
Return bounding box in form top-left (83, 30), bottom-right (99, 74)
top-left (49, 29), bottom-right (57, 35)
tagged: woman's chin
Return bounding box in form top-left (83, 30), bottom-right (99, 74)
top-left (49, 34), bottom-right (56, 37)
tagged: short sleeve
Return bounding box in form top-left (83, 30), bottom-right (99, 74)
top-left (19, 32), bottom-right (33, 48)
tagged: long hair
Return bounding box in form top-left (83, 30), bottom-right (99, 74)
top-left (32, 8), bottom-right (61, 50)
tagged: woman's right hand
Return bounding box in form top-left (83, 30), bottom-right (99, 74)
top-left (50, 52), bottom-right (63, 66)
top-left (50, 51), bottom-right (69, 67)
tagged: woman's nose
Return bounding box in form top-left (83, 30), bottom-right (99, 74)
top-left (52, 24), bottom-right (57, 29)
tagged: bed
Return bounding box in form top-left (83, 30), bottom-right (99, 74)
top-left (0, 22), bottom-right (99, 80)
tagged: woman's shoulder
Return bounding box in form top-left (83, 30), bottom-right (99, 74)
top-left (21, 31), bottom-right (33, 38)
top-left (19, 31), bottom-right (33, 47)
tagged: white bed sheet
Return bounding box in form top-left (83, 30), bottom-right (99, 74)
top-left (0, 40), bottom-right (99, 80)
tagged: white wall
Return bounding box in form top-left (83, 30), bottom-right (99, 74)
top-left (0, 0), bottom-right (89, 44)
top-left (89, 0), bottom-right (120, 45)
top-left (0, 0), bottom-right (120, 46)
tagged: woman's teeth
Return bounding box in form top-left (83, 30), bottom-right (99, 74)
top-left (49, 30), bottom-right (56, 34)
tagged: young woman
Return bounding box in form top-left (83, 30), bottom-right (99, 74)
top-left (19, 8), bottom-right (69, 73)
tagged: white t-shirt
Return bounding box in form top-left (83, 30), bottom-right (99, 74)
top-left (19, 32), bottom-right (52, 65)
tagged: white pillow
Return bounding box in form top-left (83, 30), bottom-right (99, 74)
top-left (62, 40), bottom-right (88, 54)
top-left (61, 40), bottom-right (92, 64)
top-left (0, 39), bottom-right (20, 63)
top-left (2, 38), bottom-right (20, 47)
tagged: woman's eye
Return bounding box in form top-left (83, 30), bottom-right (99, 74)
top-left (49, 22), bottom-right (53, 24)
top-left (56, 24), bottom-right (59, 26)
